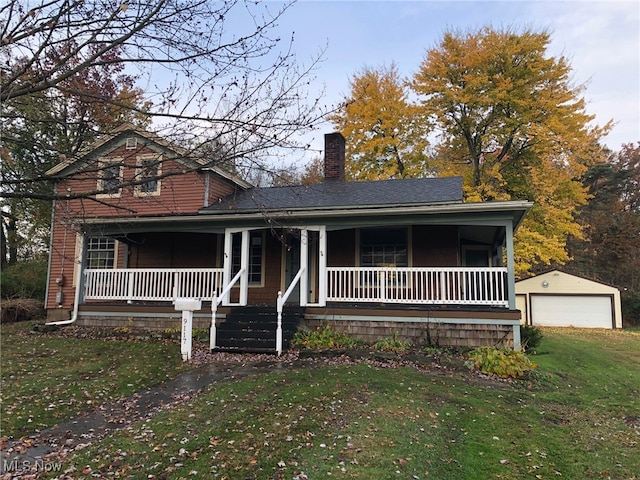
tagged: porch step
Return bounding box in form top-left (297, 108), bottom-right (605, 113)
top-left (212, 305), bottom-right (303, 354)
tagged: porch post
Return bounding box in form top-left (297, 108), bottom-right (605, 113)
top-left (505, 222), bottom-right (516, 309)
top-left (222, 229), bottom-right (233, 305)
top-left (75, 233), bottom-right (88, 310)
top-left (300, 229), bottom-right (308, 306)
top-left (318, 225), bottom-right (327, 306)
top-left (239, 229), bottom-right (249, 306)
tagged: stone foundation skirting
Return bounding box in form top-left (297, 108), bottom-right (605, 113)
top-left (46, 306), bottom-right (519, 349)
top-left (76, 314), bottom-right (215, 331)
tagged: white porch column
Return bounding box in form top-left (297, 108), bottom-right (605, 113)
top-left (222, 229), bottom-right (233, 305)
top-left (300, 229), bottom-right (308, 306)
top-left (72, 233), bottom-right (87, 314)
top-left (222, 228), bottom-right (250, 306)
top-left (318, 225), bottom-right (327, 307)
top-left (239, 229), bottom-right (249, 306)
top-left (505, 222), bottom-right (516, 310)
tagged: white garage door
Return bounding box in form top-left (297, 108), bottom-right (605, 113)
top-left (530, 295), bottom-right (613, 328)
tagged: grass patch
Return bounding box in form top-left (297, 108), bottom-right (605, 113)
top-left (54, 328), bottom-right (640, 479)
top-left (0, 322), bottom-right (188, 438)
top-left (2, 324), bottom-right (638, 478)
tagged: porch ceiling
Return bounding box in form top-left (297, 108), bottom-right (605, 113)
top-left (459, 225), bottom-right (503, 244)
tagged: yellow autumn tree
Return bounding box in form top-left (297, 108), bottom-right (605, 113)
top-left (329, 63), bottom-right (431, 180)
top-left (412, 26), bottom-right (611, 275)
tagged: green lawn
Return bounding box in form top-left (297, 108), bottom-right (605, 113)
top-left (2, 324), bottom-right (639, 479)
top-left (0, 322), bottom-right (188, 438)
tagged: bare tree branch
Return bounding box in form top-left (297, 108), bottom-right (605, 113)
top-left (1, 0), bottom-right (332, 203)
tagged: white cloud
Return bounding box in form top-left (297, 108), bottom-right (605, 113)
top-left (284, 0), bottom-right (639, 158)
top-left (530, 1), bottom-right (640, 147)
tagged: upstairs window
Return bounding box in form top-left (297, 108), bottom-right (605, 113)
top-left (86, 237), bottom-right (116, 268)
top-left (135, 154), bottom-right (162, 196)
top-left (97, 159), bottom-right (123, 197)
top-left (125, 137), bottom-right (137, 149)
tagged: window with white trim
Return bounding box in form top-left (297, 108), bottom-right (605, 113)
top-left (360, 228), bottom-right (408, 267)
top-left (97, 159), bottom-right (123, 197)
top-left (231, 231), bottom-right (264, 285)
top-left (86, 237), bottom-right (116, 268)
top-left (134, 154), bottom-right (162, 196)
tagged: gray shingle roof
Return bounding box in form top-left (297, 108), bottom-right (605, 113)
top-left (201, 176), bottom-right (463, 213)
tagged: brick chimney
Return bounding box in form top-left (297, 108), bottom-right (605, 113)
top-left (324, 132), bottom-right (345, 181)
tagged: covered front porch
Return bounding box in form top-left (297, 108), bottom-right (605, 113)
top-left (81, 264), bottom-right (511, 308)
top-left (65, 217), bottom-right (522, 351)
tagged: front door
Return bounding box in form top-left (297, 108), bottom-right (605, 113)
top-left (283, 229), bottom-right (321, 305)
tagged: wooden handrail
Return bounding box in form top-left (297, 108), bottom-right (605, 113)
top-left (275, 267), bottom-right (305, 355)
top-left (210, 268), bottom-right (245, 350)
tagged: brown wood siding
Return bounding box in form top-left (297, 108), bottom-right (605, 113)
top-left (46, 217), bottom-right (78, 311)
top-left (57, 144), bottom-right (237, 219)
top-left (116, 240), bottom-right (127, 268)
top-left (128, 233), bottom-right (219, 268)
top-left (45, 218), bottom-right (129, 311)
top-left (206, 171), bottom-right (236, 206)
top-left (327, 227), bottom-right (459, 268)
top-left (46, 142), bottom-right (237, 313)
top-left (412, 225), bottom-right (459, 266)
top-left (327, 229), bottom-right (355, 266)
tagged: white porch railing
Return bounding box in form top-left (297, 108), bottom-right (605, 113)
top-left (326, 267), bottom-right (508, 307)
top-left (84, 268), bottom-right (224, 302)
top-left (83, 266), bottom-right (509, 307)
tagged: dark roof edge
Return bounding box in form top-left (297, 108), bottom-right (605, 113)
top-left (45, 124), bottom-right (252, 190)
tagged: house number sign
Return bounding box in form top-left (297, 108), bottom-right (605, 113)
top-left (174, 298), bottom-right (202, 362)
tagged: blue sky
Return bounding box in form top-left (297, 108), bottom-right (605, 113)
top-left (270, 0), bottom-right (639, 159)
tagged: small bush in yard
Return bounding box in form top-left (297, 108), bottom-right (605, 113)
top-left (1, 258), bottom-right (48, 301)
top-left (467, 346), bottom-right (537, 379)
top-left (373, 332), bottom-right (411, 353)
top-left (292, 322), bottom-right (364, 349)
top-left (520, 324), bottom-right (544, 352)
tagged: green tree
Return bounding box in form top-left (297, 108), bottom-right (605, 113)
top-left (411, 26), bottom-right (610, 274)
top-left (329, 63), bottom-right (431, 180)
top-left (567, 143), bottom-right (640, 324)
top-left (1, 45), bottom-right (148, 265)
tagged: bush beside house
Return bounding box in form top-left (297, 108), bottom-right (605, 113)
top-left (1, 258), bottom-right (47, 323)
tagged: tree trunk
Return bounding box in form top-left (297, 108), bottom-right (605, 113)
top-left (2, 210), bottom-right (19, 265)
top-left (0, 219), bottom-right (7, 269)
top-left (7, 215), bottom-right (17, 265)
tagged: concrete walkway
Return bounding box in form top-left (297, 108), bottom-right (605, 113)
top-left (0, 358), bottom-right (296, 476)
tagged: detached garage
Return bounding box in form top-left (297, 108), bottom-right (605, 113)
top-left (516, 270), bottom-right (622, 329)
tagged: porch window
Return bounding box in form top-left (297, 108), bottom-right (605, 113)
top-left (360, 228), bottom-right (408, 267)
top-left (97, 159), bottom-right (123, 197)
top-left (232, 231), bottom-right (264, 285)
top-left (134, 154), bottom-right (162, 196)
top-left (86, 237), bottom-right (116, 268)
